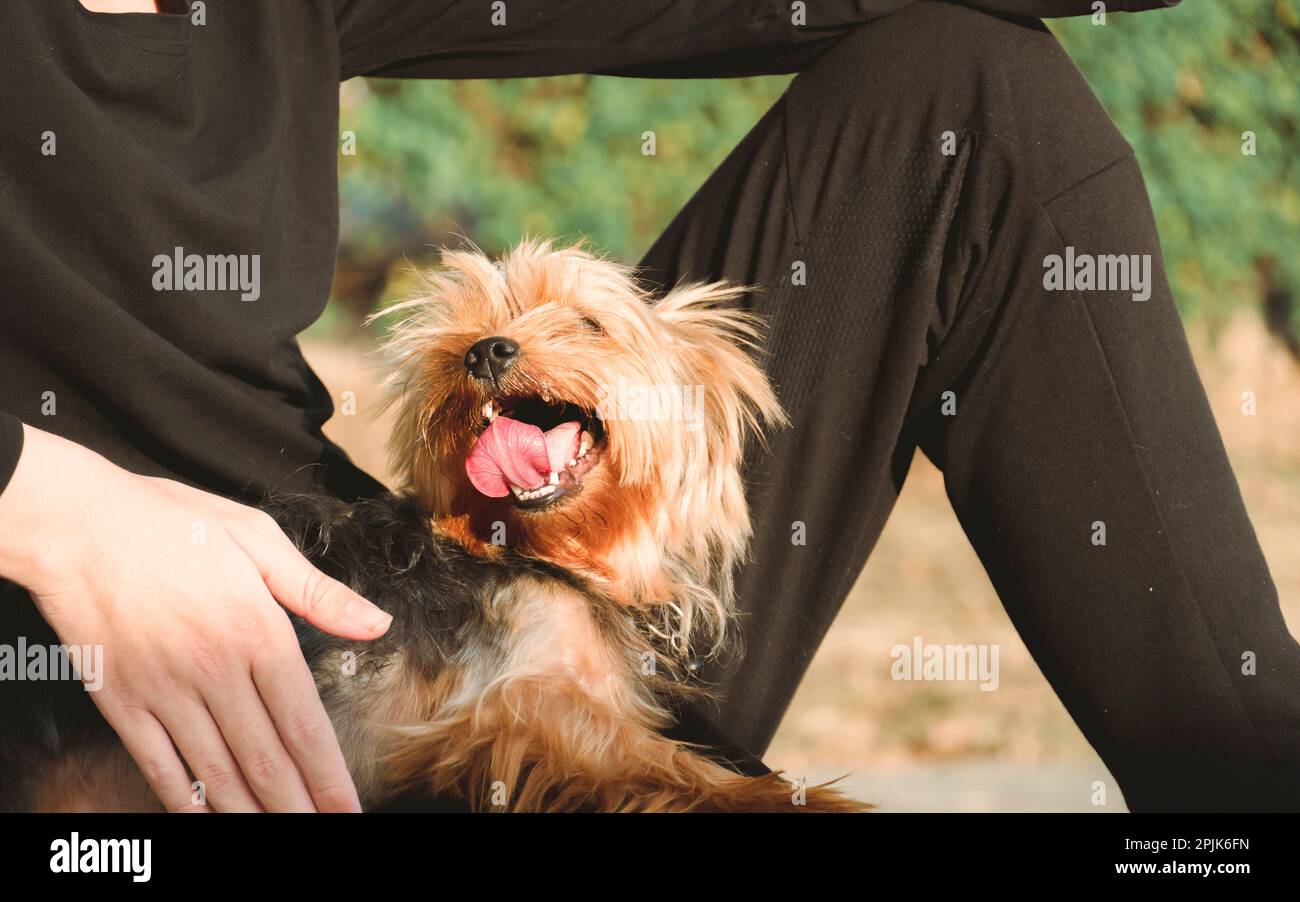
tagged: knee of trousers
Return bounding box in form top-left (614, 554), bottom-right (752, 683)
top-left (781, 1), bottom-right (1133, 214)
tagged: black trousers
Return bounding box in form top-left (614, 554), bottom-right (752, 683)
top-left (645, 2), bottom-right (1300, 812)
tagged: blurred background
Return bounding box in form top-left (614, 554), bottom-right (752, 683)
top-left (306, 0), bottom-right (1300, 810)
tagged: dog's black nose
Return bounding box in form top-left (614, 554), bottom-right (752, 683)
top-left (464, 336), bottom-right (519, 383)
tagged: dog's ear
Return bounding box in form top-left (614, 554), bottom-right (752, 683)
top-left (652, 283), bottom-right (786, 447)
top-left (649, 283), bottom-right (786, 629)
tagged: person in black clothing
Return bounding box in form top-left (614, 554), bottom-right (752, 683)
top-left (3, 0), bottom-right (1296, 812)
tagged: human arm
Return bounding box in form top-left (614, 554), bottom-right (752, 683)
top-left (331, 0), bottom-right (1182, 80)
top-left (0, 422), bottom-right (390, 812)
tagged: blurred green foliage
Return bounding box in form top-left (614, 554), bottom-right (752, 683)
top-left (1052, 0), bottom-right (1300, 328)
top-left (334, 0), bottom-right (1299, 334)
top-left (335, 74), bottom-right (788, 319)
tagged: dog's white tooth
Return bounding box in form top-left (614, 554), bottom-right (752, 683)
top-left (511, 485), bottom-right (524, 498)
top-left (538, 484), bottom-right (555, 496)
top-left (567, 458), bottom-right (576, 468)
top-left (549, 471), bottom-right (559, 485)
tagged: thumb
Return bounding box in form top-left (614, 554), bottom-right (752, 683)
top-left (233, 519), bottom-right (393, 640)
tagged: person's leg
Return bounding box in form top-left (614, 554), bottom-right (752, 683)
top-left (639, 1), bottom-right (1300, 811)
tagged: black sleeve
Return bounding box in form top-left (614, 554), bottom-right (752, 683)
top-left (966, 0), bottom-right (1179, 14)
top-left (332, 0), bottom-right (1180, 81)
top-left (332, 0), bottom-right (905, 79)
top-left (0, 413), bottom-right (23, 496)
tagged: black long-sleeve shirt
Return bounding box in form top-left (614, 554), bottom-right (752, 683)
top-left (0, 0), bottom-right (1178, 499)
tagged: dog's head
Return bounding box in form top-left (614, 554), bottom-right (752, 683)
top-left (377, 240), bottom-right (783, 650)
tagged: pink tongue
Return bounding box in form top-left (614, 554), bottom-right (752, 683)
top-left (466, 416), bottom-right (582, 498)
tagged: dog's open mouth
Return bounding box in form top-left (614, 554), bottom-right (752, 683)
top-left (465, 394), bottom-right (606, 511)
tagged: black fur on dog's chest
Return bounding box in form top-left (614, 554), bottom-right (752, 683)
top-left (262, 491), bottom-right (598, 686)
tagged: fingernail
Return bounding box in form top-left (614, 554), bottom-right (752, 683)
top-left (344, 600), bottom-right (392, 633)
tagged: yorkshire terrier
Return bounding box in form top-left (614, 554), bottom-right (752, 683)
top-left (4, 241), bottom-right (863, 812)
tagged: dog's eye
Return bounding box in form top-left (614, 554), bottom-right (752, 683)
top-left (580, 315), bottom-right (605, 335)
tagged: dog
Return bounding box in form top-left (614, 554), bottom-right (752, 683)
top-left (7, 241), bottom-right (863, 812)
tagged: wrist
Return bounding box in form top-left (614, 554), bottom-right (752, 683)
top-left (0, 425), bottom-right (122, 591)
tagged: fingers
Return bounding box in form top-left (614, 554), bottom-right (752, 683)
top-left (227, 512), bottom-right (392, 641)
top-left (204, 676), bottom-right (320, 813)
top-left (155, 701), bottom-right (265, 813)
top-left (252, 648), bottom-right (363, 812)
top-left (110, 478), bottom-right (372, 811)
top-left (49, 475), bottom-right (373, 814)
top-left (109, 709), bottom-right (212, 814)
